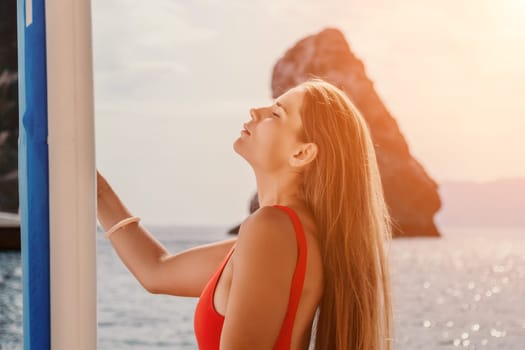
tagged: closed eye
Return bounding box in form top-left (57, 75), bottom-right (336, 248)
top-left (272, 112), bottom-right (280, 118)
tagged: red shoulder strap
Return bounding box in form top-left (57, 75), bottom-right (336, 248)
top-left (271, 204), bottom-right (308, 348)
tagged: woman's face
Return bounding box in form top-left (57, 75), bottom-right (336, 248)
top-left (233, 86), bottom-right (306, 172)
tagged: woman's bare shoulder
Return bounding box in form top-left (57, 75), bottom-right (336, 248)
top-left (239, 206), bottom-right (296, 240)
top-left (220, 206), bottom-right (301, 346)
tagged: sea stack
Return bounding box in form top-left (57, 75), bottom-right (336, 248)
top-left (228, 27), bottom-right (441, 238)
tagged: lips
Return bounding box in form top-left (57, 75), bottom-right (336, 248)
top-left (242, 123), bottom-right (251, 135)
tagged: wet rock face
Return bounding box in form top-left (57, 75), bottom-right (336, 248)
top-left (0, 0), bottom-right (19, 214)
top-left (229, 27), bottom-right (441, 237)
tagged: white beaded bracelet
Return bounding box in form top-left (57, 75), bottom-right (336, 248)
top-left (105, 216), bottom-right (141, 239)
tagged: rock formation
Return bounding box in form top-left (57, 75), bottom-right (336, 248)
top-left (228, 27), bottom-right (441, 237)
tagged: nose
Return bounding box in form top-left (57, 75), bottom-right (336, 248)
top-left (249, 108), bottom-right (256, 120)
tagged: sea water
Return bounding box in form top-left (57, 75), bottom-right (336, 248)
top-left (1, 225), bottom-right (524, 349)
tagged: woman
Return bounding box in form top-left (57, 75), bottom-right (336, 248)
top-left (97, 77), bottom-right (394, 349)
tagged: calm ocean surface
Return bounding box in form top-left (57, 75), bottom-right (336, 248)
top-left (1, 225), bottom-right (524, 349)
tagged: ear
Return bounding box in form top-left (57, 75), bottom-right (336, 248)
top-left (289, 142), bottom-right (318, 168)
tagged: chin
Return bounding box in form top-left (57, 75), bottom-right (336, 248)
top-left (232, 138), bottom-right (243, 156)
top-left (233, 139), bottom-right (251, 163)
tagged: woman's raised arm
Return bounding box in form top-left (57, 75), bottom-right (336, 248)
top-left (96, 170), bottom-right (171, 292)
top-left (96, 169), bottom-right (238, 297)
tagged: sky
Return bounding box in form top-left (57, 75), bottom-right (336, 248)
top-left (91, 0), bottom-right (525, 226)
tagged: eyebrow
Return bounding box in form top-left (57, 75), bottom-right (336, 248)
top-left (275, 101), bottom-right (288, 115)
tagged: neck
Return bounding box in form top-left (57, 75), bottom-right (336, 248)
top-left (254, 170), bottom-right (304, 208)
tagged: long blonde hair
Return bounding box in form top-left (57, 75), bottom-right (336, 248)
top-left (295, 77), bottom-right (394, 350)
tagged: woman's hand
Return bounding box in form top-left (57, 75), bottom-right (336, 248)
top-left (96, 168), bottom-right (125, 228)
top-left (97, 169), bottom-right (111, 198)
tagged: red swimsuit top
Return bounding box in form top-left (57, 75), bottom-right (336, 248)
top-left (194, 204), bottom-right (308, 349)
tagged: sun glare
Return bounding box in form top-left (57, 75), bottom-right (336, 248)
top-left (509, 0), bottom-right (525, 12)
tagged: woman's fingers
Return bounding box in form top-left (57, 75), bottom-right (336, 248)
top-left (96, 169), bottom-right (110, 197)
